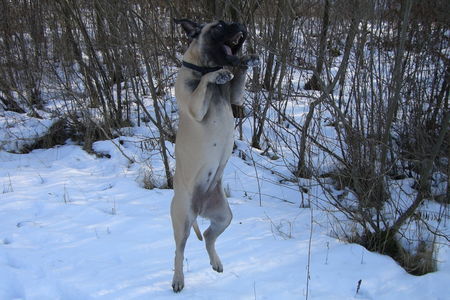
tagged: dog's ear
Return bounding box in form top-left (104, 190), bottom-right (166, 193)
top-left (174, 19), bottom-right (202, 39)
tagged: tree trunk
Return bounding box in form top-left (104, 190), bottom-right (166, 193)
top-left (304, 0), bottom-right (330, 91)
top-left (378, 0), bottom-right (413, 188)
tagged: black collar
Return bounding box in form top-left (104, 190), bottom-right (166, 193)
top-left (182, 61), bottom-right (222, 75)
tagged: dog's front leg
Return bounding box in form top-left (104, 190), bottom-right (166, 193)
top-left (230, 55), bottom-right (260, 106)
top-left (187, 69), bottom-right (234, 121)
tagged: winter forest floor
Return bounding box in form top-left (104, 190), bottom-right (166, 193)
top-left (1, 137), bottom-right (449, 299)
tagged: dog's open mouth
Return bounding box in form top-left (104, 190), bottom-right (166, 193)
top-left (223, 32), bottom-right (244, 55)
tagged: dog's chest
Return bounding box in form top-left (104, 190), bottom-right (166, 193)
top-left (208, 82), bottom-right (231, 103)
top-left (200, 83), bottom-right (233, 122)
top-left (186, 79), bottom-right (231, 104)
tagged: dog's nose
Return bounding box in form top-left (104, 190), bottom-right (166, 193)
top-left (229, 22), bottom-right (246, 34)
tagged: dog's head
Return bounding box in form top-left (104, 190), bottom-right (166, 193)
top-left (175, 19), bottom-right (247, 67)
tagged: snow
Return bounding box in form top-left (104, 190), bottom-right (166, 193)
top-left (1, 140), bottom-right (449, 299)
top-left (0, 111), bottom-right (55, 153)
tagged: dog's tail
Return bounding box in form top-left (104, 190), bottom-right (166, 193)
top-left (192, 220), bottom-right (203, 241)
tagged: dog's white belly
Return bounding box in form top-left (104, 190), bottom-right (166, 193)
top-left (174, 104), bottom-right (234, 198)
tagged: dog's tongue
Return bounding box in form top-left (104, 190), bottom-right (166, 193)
top-left (224, 45), bottom-right (232, 55)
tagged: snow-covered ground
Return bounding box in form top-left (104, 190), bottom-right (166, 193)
top-left (0, 111), bottom-right (55, 153)
top-left (1, 136), bottom-right (449, 299)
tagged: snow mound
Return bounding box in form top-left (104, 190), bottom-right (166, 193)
top-left (0, 111), bottom-right (55, 153)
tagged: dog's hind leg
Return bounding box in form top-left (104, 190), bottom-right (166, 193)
top-left (203, 183), bottom-right (232, 273)
top-left (171, 197), bottom-right (194, 292)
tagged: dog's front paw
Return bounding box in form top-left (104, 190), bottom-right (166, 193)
top-left (241, 54), bottom-right (260, 68)
top-left (214, 70), bottom-right (234, 85)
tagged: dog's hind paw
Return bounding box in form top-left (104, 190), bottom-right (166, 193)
top-left (172, 280), bottom-right (184, 293)
top-left (214, 70), bottom-right (234, 85)
top-left (172, 274), bottom-right (184, 292)
top-left (212, 263), bottom-right (223, 273)
top-left (211, 258), bottom-right (224, 273)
